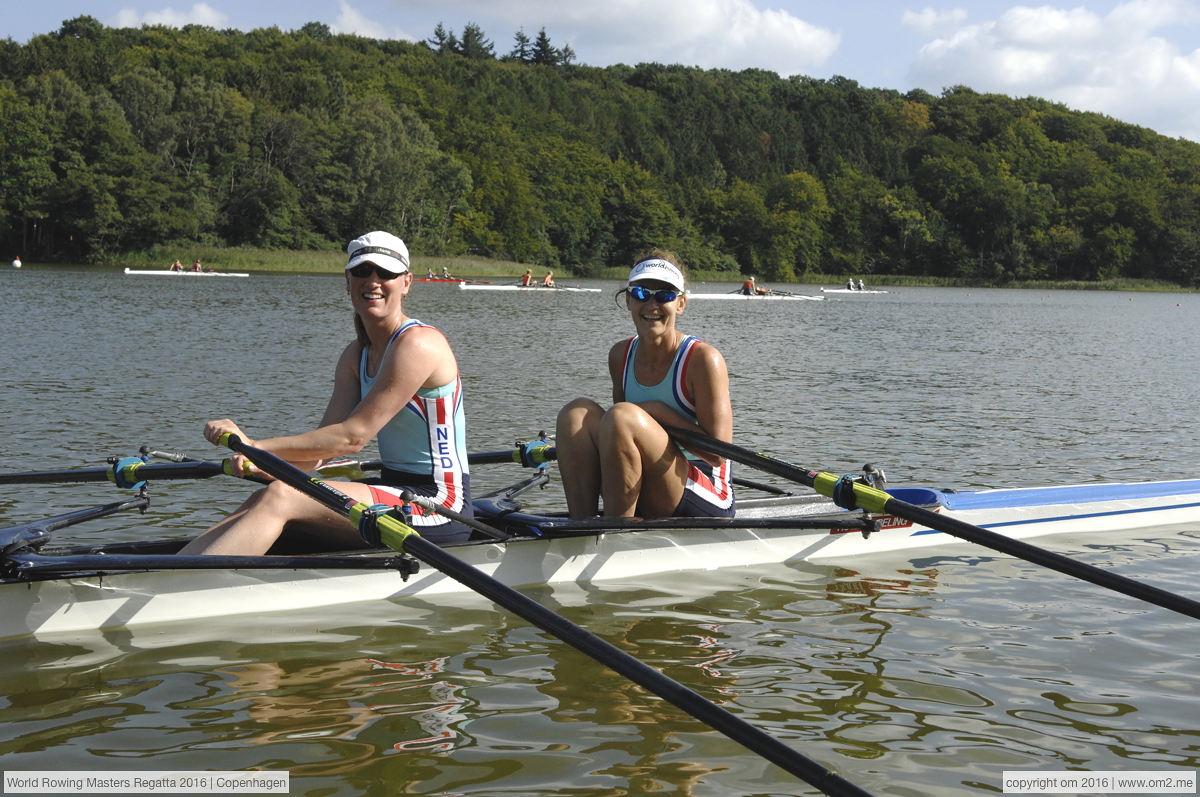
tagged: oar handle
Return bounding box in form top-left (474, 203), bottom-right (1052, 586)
top-left (219, 433), bottom-right (420, 553)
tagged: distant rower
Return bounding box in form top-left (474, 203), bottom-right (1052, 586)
top-left (742, 276), bottom-right (768, 296)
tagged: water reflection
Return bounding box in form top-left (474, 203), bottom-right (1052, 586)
top-left (1, 547), bottom-right (1197, 794)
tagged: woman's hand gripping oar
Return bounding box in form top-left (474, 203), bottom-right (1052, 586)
top-left (216, 432), bottom-right (874, 797)
top-left (662, 425), bottom-right (1200, 623)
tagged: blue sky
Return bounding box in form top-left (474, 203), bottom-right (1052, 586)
top-left (7, 1), bottom-right (1200, 141)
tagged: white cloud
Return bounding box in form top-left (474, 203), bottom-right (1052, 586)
top-left (907, 0), bottom-right (1200, 140)
top-left (901, 7), bottom-right (969, 37)
top-left (332, 1), bottom-right (415, 41)
top-left (421, 0), bottom-right (840, 74)
top-left (111, 3), bottom-right (229, 29)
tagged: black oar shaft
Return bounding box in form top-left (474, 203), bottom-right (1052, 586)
top-left (888, 500), bottom-right (1200, 621)
top-left (664, 426), bottom-right (818, 488)
top-left (0, 460), bottom-right (230, 485)
top-left (402, 534), bottom-right (868, 796)
top-left (341, 446), bottom-right (560, 470)
top-left (663, 425), bottom-right (1200, 622)
top-left (220, 433), bottom-right (870, 797)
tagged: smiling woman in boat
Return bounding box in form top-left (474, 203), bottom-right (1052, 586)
top-left (180, 230), bottom-right (472, 555)
top-left (555, 250), bottom-right (735, 520)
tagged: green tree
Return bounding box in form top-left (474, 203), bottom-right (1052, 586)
top-left (459, 23), bottom-right (494, 60)
top-left (506, 29), bottom-right (532, 63)
top-left (0, 86), bottom-right (56, 254)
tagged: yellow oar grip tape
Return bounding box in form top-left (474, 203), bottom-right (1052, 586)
top-left (812, 472), bottom-right (890, 514)
top-left (107, 457), bottom-right (145, 489)
top-left (221, 459), bottom-right (252, 476)
top-left (216, 434), bottom-right (252, 476)
top-left (349, 501), bottom-right (419, 550)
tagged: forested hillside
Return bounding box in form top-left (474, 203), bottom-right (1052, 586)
top-left (2, 16), bottom-right (1199, 285)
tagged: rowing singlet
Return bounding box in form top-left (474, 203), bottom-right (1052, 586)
top-left (358, 320), bottom-right (471, 535)
top-left (620, 335), bottom-right (735, 516)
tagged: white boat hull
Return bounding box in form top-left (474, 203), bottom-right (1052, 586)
top-left (124, 268), bottom-right (249, 277)
top-left (820, 287), bottom-right (888, 294)
top-left (458, 282), bottom-right (600, 292)
top-left (6, 479), bottom-right (1200, 639)
top-left (686, 292), bottom-right (823, 301)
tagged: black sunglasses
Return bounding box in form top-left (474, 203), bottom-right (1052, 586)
top-left (349, 263), bottom-right (404, 280)
top-left (628, 285), bottom-right (679, 303)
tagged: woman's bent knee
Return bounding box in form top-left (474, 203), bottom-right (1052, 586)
top-left (600, 402), bottom-right (653, 436)
top-left (558, 397), bottom-right (605, 433)
top-left (559, 397), bottom-right (603, 419)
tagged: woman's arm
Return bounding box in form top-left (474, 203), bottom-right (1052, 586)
top-left (208, 329), bottom-right (457, 469)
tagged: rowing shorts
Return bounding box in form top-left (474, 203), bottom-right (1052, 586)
top-left (358, 469), bottom-right (473, 545)
top-left (669, 460), bottom-right (736, 518)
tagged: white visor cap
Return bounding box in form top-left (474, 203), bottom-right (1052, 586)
top-left (627, 258), bottom-right (685, 291)
top-left (346, 231), bottom-right (410, 274)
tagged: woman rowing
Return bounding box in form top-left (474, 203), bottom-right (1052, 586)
top-left (180, 230), bottom-right (473, 555)
top-left (556, 250), bottom-right (735, 520)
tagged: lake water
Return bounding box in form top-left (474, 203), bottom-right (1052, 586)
top-left (1, 266), bottom-right (1199, 796)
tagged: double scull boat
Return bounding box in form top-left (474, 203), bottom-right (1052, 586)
top-left (4, 463), bottom-right (1199, 639)
top-left (687, 292), bottom-right (823, 301)
top-left (124, 268), bottom-right (249, 278)
top-left (458, 282), bottom-right (601, 293)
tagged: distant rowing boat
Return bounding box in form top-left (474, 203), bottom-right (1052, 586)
top-left (820, 287), bottom-right (888, 294)
top-left (458, 282), bottom-right (601, 293)
top-left (124, 268), bottom-right (249, 278)
top-left (687, 292), bottom-right (823, 301)
top-left (417, 277), bottom-right (491, 283)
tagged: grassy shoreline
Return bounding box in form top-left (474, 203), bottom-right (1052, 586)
top-left (104, 246), bottom-right (1195, 292)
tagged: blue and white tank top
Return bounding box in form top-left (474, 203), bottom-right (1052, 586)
top-left (621, 334), bottom-right (704, 459)
top-left (621, 334), bottom-right (734, 509)
top-left (358, 320), bottom-right (470, 479)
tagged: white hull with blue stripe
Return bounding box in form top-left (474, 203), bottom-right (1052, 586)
top-left (3, 478), bottom-right (1198, 639)
top-left (794, 479), bottom-right (1200, 559)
